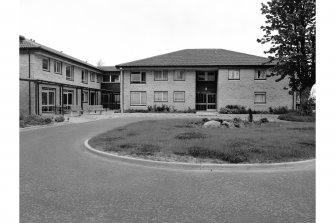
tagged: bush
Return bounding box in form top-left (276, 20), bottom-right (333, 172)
top-left (124, 109), bottom-right (149, 113)
top-left (20, 120), bottom-right (26, 128)
top-left (219, 105), bottom-right (247, 114)
top-left (269, 106), bottom-right (289, 114)
top-left (299, 98), bottom-right (315, 116)
top-left (21, 114), bottom-right (54, 127)
top-left (260, 117), bottom-right (269, 123)
top-left (54, 115), bottom-right (65, 122)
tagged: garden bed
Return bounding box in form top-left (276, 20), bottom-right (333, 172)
top-left (89, 118), bottom-right (315, 164)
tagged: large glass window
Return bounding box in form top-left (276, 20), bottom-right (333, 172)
top-left (41, 88), bottom-right (55, 113)
top-left (54, 60), bottom-right (62, 74)
top-left (154, 91), bottom-right (168, 102)
top-left (196, 71), bottom-right (216, 81)
top-left (130, 91), bottom-right (146, 105)
top-left (174, 71), bottom-right (185, 81)
top-left (255, 70), bottom-right (267, 80)
top-left (154, 70), bottom-right (168, 81)
top-left (63, 90), bottom-right (73, 109)
top-left (130, 72), bottom-right (146, 83)
top-left (42, 57), bottom-right (50, 71)
top-left (228, 69), bottom-right (240, 80)
top-left (254, 92), bottom-right (266, 104)
top-left (82, 70), bottom-right (88, 83)
top-left (111, 74), bottom-right (120, 83)
top-left (66, 65), bottom-right (74, 81)
top-left (103, 75), bottom-right (110, 83)
top-left (173, 91), bottom-right (185, 102)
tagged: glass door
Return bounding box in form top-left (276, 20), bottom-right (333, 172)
top-left (63, 90), bottom-right (73, 110)
top-left (42, 88), bottom-right (55, 113)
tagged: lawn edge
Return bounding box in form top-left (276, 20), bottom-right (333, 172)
top-left (84, 139), bottom-right (315, 171)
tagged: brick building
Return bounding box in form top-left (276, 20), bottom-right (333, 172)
top-left (116, 49), bottom-right (294, 112)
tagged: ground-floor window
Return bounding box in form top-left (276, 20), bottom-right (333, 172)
top-left (41, 87), bottom-right (55, 113)
top-left (63, 89), bottom-right (73, 109)
top-left (154, 91), bottom-right (168, 102)
top-left (130, 91), bottom-right (146, 106)
top-left (173, 91), bottom-right (185, 102)
top-left (82, 91), bottom-right (88, 103)
top-left (254, 92), bottom-right (266, 104)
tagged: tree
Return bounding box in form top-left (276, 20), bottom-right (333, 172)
top-left (257, 0), bottom-right (315, 104)
top-left (97, 59), bottom-right (105, 67)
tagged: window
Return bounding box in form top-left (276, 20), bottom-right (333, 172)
top-left (255, 70), bottom-right (267, 80)
top-left (97, 74), bottom-right (101, 83)
top-left (228, 69), bottom-right (240, 80)
top-left (130, 72), bottom-right (146, 83)
top-left (111, 74), bottom-right (120, 83)
top-left (103, 75), bottom-right (110, 83)
top-left (130, 91), bottom-right (146, 106)
top-left (90, 72), bottom-right (95, 82)
top-left (42, 57), bottom-right (50, 71)
top-left (154, 70), bottom-right (168, 81)
top-left (41, 88), bottom-right (55, 113)
top-left (196, 71), bottom-right (216, 81)
top-left (66, 65), bottom-right (74, 81)
top-left (174, 71), bottom-right (185, 81)
top-left (174, 91), bottom-right (185, 102)
top-left (82, 91), bottom-right (88, 102)
top-left (54, 60), bottom-right (62, 74)
top-left (63, 90), bottom-right (73, 109)
top-left (154, 91), bottom-right (168, 102)
top-left (254, 92), bottom-right (266, 104)
top-left (82, 70), bottom-right (88, 83)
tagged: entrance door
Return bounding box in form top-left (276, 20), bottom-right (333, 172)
top-left (41, 88), bottom-right (55, 113)
top-left (63, 90), bottom-right (73, 110)
top-left (196, 92), bottom-right (216, 111)
top-left (90, 92), bottom-right (96, 105)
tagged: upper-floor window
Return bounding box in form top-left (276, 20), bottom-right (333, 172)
top-left (154, 70), bottom-right (168, 81)
top-left (254, 92), bottom-right (266, 104)
top-left (255, 70), bottom-right (267, 80)
top-left (42, 57), bottom-right (50, 71)
top-left (90, 72), bottom-right (95, 82)
top-left (97, 74), bottom-right (101, 83)
top-left (54, 60), bottom-right (62, 74)
top-left (111, 74), bottom-right (120, 83)
top-left (102, 75), bottom-right (110, 83)
top-left (82, 70), bottom-right (88, 84)
top-left (154, 91), bottom-right (168, 102)
top-left (174, 71), bottom-right (185, 81)
top-left (65, 65), bottom-right (74, 81)
top-left (196, 71), bottom-right (216, 81)
top-left (130, 72), bottom-right (146, 84)
top-left (228, 69), bottom-right (240, 80)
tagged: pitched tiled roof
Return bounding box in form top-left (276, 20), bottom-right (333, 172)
top-left (116, 49), bottom-right (273, 67)
top-left (19, 35), bottom-right (103, 72)
top-left (98, 66), bottom-right (120, 72)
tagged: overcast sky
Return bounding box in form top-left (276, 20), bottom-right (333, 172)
top-left (20, 0), bottom-right (270, 66)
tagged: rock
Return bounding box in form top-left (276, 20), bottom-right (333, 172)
top-left (221, 121), bottom-right (231, 128)
top-left (203, 120), bottom-right (221, 128)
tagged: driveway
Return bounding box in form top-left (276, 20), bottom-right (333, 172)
top-left (20, 116), bottom-right (315, 223)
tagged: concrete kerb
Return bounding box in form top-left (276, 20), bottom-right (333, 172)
top-left (84, 139), bottom-right (315, 172)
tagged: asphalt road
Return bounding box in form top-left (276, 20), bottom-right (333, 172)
top-left (20, 117), bottom-right (315, 223)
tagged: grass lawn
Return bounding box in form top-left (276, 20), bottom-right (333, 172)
top-left (89, 119), bottom-right (315, 164)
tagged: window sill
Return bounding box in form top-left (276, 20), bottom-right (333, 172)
top-left (130, 82), bottom-right (146, 84)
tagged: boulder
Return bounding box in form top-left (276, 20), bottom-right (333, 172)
top-left (221, 121), bottom-right (232, 128)
top-left (203, 120), bottom-right (221, 128)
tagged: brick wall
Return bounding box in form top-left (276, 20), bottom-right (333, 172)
top-left (217, 68), bottom-right (293, 111)
top-left (122, 70), bottom-right (196, 111)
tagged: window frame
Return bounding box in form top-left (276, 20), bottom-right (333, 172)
top-left (41, 87), bottom-right (56, 113)
top-left (111, 74), bottom-right (120, 83)
top-left (154, 91), bottom-right (168, 102)
top-left (82, 70), bottom-right (88, 84)
top-left (173, 91), bottom-right (185, 102)
top-left (228, 69), bottom-right (240, 80)
top-left (130, 91), bottom-right (147, 106)
top-left (154, 70), bottom-right (168, 81)
top-left (97, 74), bottom-right (101, 83)
top-left (54, 60), bottom-right (62, 74)
top-left (254, 92), bottom-right (266, 104)
top-left (82, 91), bottom-right (89, 103)
top-left (174, 71), bottom-right (185, 81)
top-left (65, 65), bottom-right (74, 81)
top-left (255, 69), bottom-right (267, 80)
top-left (90, 72), bottom-right (95, 82)
top-left (42, 57), bottom-right (50, 72)
top-left (130, 72), bottom-right (146, 84)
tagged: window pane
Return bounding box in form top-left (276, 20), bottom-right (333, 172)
top-left (154, 92), bottom-right (160, 101)
top-left (154, 71), bottom-right (162, 80)
top-left (174, 92), bottom-right (185, 102)
top-left (197, 72), bottom-right (205, 81)
top-left (255, 93), bottom-right (266, 103)
top-left (141, 92), bottom-right (146, 104)
top-left (42, 92), bottom-right (47, 105)
top-left (103, 75), bottom-right (110, 82)
top-left (141, 72), bottom-right (146, 82)
top-left (229, 69), bottom-right (239, 79)
top-left (131, 92), bottom-right (141, 105)
top-left (163, 70), bottom-right (168, 80)
top-left (131, 73), bottom-right (141, 82)
top-left (163, 92), bottom-right (168, 101)
top-left (49, 92), bottom-right (55, 105)
top-left (42, 58), bottom-right (49, 70)
top-left (207, 72), bottom-right (215, 81)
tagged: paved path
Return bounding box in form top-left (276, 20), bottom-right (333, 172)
top-left (20, 116), bottom-right (315, 223)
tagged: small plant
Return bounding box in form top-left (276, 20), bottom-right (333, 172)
top-left (175, 132), bottom-right (206, 140)
top-left (278, 112), bottom-right (315, 122)
top-left (248, 109), bottom-right (253, 122)
top-left (270, 106), bottom-right (289, 114)
top-left (260, 117), bottom-right (269, 123)
top-left (54, 115), bottom-right (65, 122)
top-left (219, 105), bottom-right (248, 114)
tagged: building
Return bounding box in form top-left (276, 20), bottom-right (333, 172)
top-left (116, 49), bottom-right (294, 112)
top-left (19, 35), bottom-right (115, 115)
top-left (99, 66), bottom-right (121, 110)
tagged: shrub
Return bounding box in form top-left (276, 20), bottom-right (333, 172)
top-left (219, 105), bottom-right (247, 114)
top-left (21, 114), bottom-right (54, 126)
top-left (260, 117), bottom-right (269, 123)
top-left (248, 109), bottom-right (253, 122)
top-left (299, 98), bottom-right (315, 116)
top-left (278, 112), bottom-right (315, 122)
top-left (124, 109), bottom-right (149, 113)
top-left (175, 132), bottom-right (206, 140)
top-left (54, 115), bottom-right (65, 122)
top-left (269, 106), bottom-right (289, 114)
top-left (20, 120), bottom-right (26, 128)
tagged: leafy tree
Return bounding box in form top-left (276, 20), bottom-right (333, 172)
top-left (97, 59), bottom-right (105, 67)
top-left (257, 0), bottom-right (315, 104)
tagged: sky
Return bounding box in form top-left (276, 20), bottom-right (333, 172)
top-left (19, 0), bottom-right (270, 66)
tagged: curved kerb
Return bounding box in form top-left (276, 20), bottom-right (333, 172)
top-left (84, 139), bottom-right (315, 172)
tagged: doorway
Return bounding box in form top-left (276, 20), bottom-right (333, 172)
top-left (195, 71), bottom-right (217, 111)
